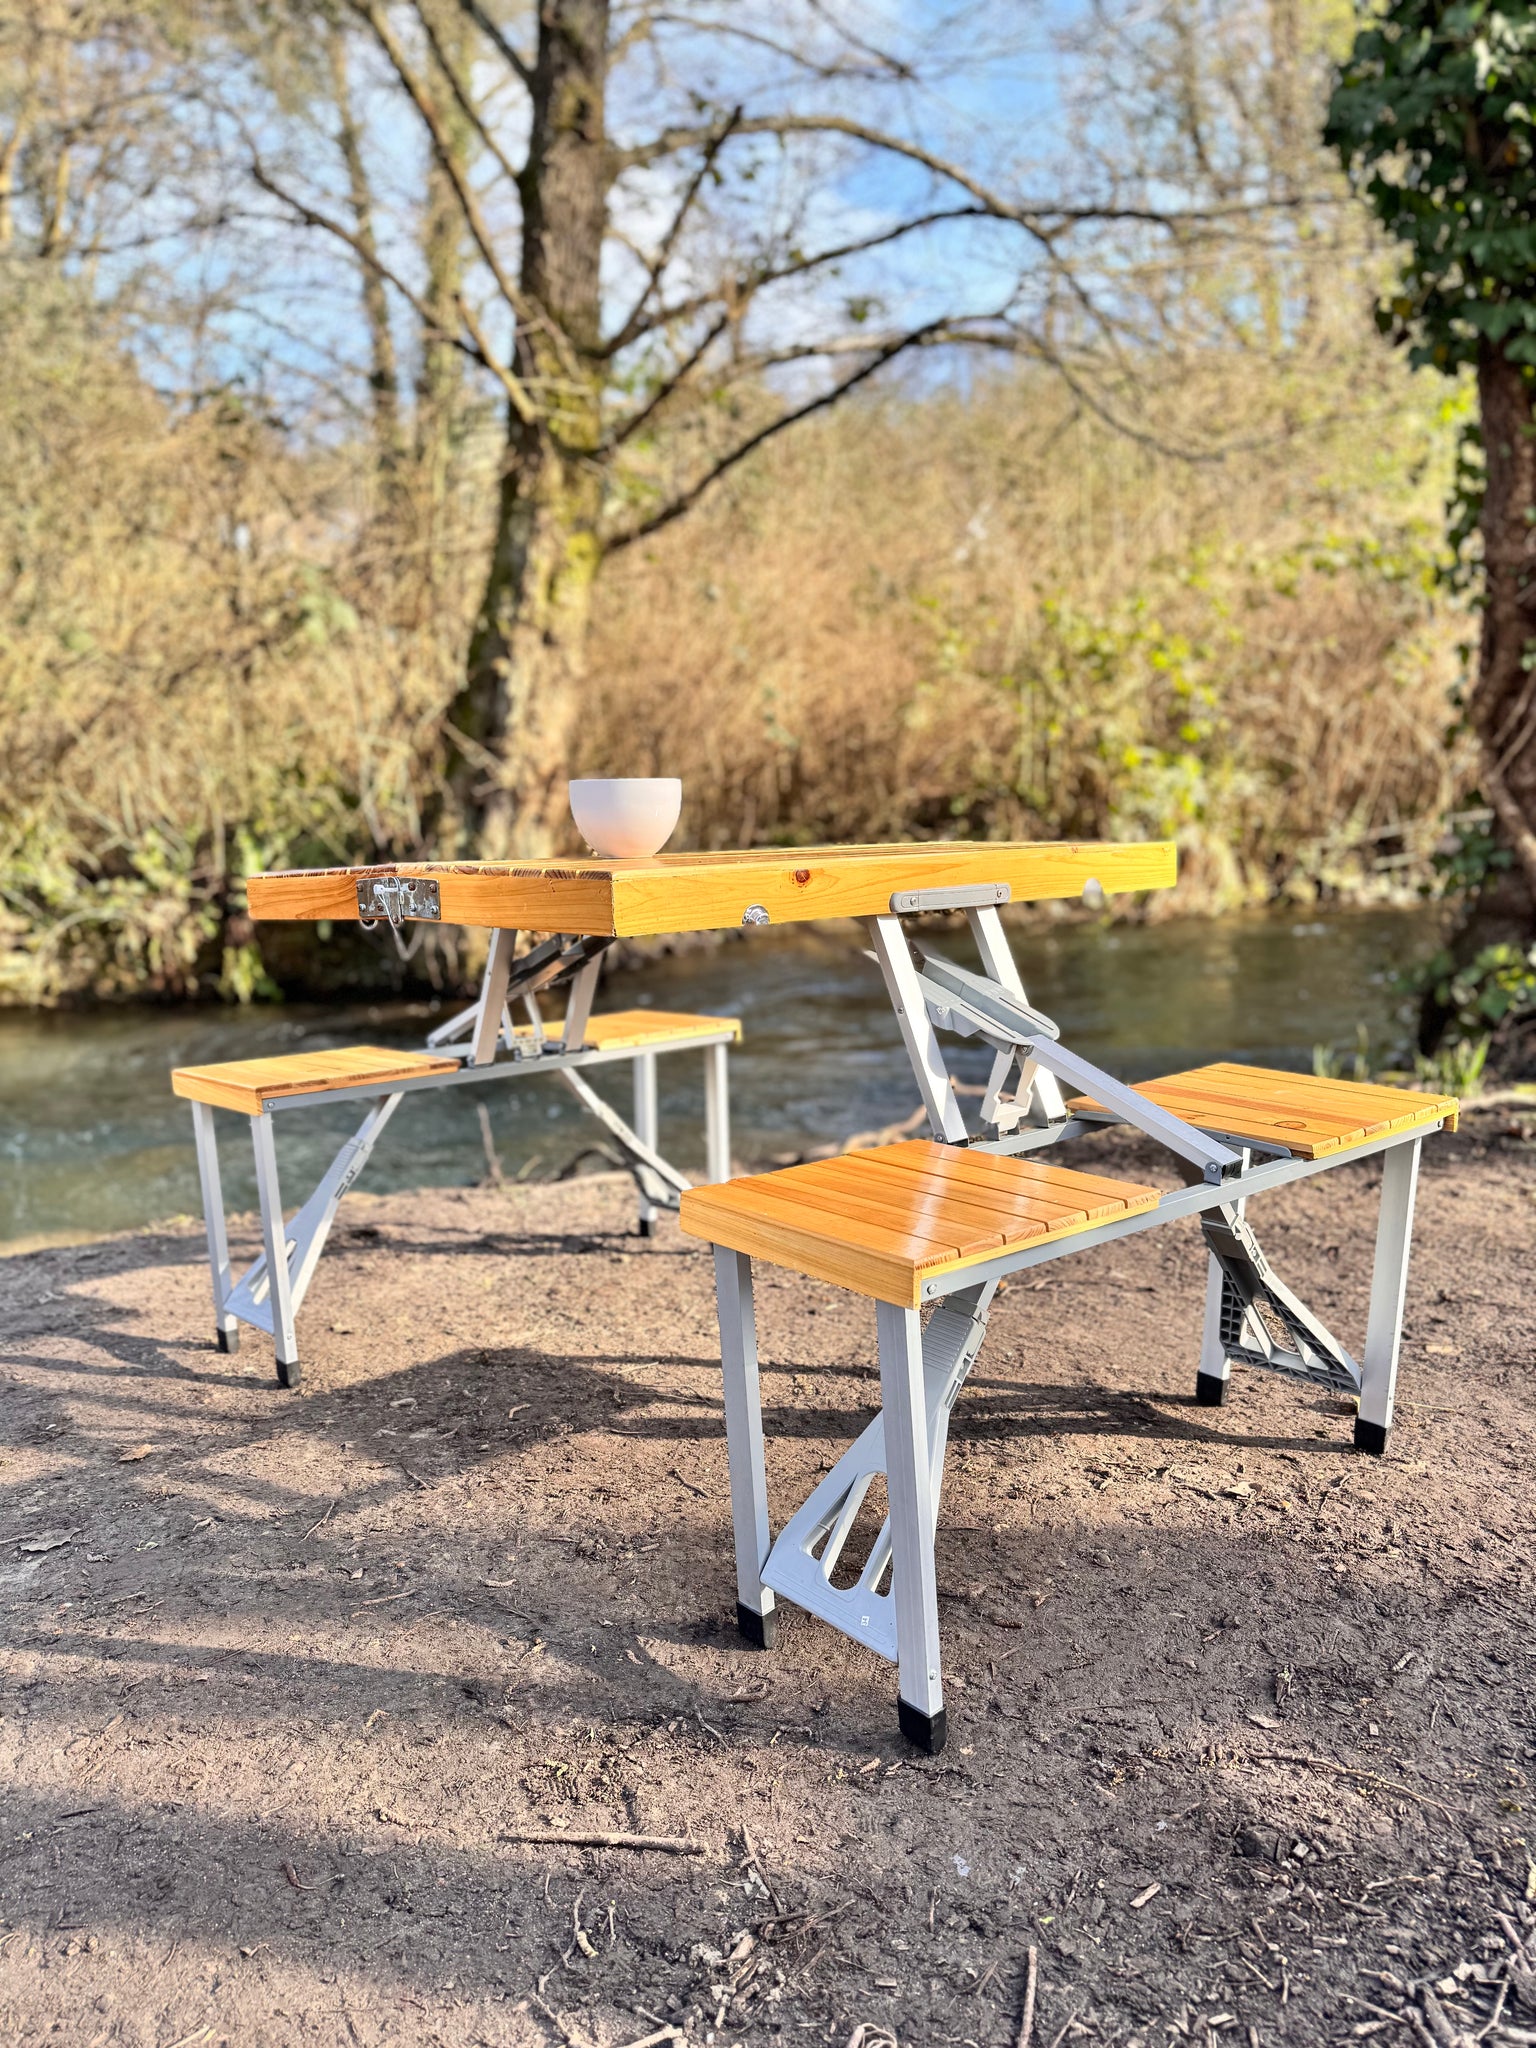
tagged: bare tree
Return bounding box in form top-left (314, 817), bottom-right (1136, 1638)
top-left (230, 0), bottom-right (1318, 856)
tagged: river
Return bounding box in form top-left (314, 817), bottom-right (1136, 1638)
top-left (0, 905), bottom-right (1443, 1250)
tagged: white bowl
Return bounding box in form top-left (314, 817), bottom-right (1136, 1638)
top-left (569, 777), bottom-right (682, 859)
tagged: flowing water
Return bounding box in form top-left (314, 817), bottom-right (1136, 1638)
top-left (0, 906), bottom-right (1444, 1251)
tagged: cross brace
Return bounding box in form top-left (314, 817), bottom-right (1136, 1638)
top-left (761, 1283), bottom-right (994, 1662)
top-left (1200, 1203), bottom-right (1360, 1395)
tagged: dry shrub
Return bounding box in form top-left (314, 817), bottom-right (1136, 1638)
top-left (0, 278), bottom-right (1470, 1003)
top-left (582, 374), bottom-right (1467, 914)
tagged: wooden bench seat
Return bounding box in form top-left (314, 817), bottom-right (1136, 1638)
top-left (172, 1011), bottom-right (741, 1117)
top-left (507, 1008), bottom-right (743, 1052)
top-left (175, 1007), bottom-right (739, 1386)
top-left (1068, 1063), bottom-right (1458, 1159)
top-left (680, 1139), bottom-right (1161, 1307)
top-left (172, 1045), bottom-right (460, 1116)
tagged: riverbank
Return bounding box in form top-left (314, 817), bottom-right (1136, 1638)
top-left (2, 1122), bottom-right (1533, 2047)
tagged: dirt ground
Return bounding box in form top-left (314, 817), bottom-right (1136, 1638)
top-left (2, 1118), bottom-right (1534, 2048)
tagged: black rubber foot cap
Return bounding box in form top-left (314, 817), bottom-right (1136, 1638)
top-left (638, 1216), bottom-right (657, 1240)
top-left (275, 1356), bottom-right (301, 1390)
top-left (215, 1327), bottom-right (240, 1355)
top-left (898, 1699), bottom-right (948, 1755)
top-left (1354, 1417), bottom-right (1390, 1457)
top-left (737, 1601), bottom-right (777, 1649)
top-left (1194, 1370), bottom-right (1229, 1408)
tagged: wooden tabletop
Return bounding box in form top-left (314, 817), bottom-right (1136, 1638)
top-left (247, 840), bottom-right (1176, 938)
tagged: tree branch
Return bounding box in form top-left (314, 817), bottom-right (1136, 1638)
top-left (605, 310), bottom-right (730, 448)
top-left (349, 0), bottom-right (540, 338)
top-left (457, 0), bottom-right (534, 91)
top-left (608, 205), bottom-right (986, 352)
top-left (606, 105), bottom-right (742, 356)
top-left (404, 0), bottom-right (523, 191)
top-left (604, 318), bottom-right (948, 549)
top-left (456, 290), bottom-right (538, 424)
top-left (247, 157), bottom-right (535, 418)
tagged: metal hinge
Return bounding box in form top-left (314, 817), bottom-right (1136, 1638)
top-left (356, 876), bottom-right (441, 928)
top-left (890, 883), bottom-right (1010, 914)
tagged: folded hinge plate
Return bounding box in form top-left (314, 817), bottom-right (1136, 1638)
top-left (356, 875), bottom-right (441, 927)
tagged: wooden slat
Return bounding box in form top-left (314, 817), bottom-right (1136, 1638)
top-left (577, 1009), bottom-right (741, 1049)
top-left (1067, 1064), bottom-right (1458, 1158)
top-left (864, 1141), bottom-right (1156, 1214)
top-left (171, 1045), bottom-right (458, 1115)
top-left (772, 1158), bottom-right (1062, 1248)
top-left (679, 1143), bottom-right (1162, 1305)
top-left (806, 1154), bottom-right (1088, 1230)
top-left (682, 1180), bottom-right (954, 1305)
top-left (248, 840), bottom-right (1177, 937)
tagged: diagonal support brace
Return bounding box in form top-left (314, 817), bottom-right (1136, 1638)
top-left (226, 1092), bottom-right (404, 1337)
top-left (761, 1283), bottom-right (995, 1661)
top-left (1200, 1203), bottom-right (1361, 1395)
top-left (557, 1068), bottom-right (692, 1211)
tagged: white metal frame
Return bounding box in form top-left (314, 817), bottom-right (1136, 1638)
top-left (188, 933), bottom-right (736, 1385)
top-left (703, 886), bottom-right (1439, 1751)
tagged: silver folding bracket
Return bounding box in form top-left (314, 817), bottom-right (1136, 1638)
top-left (356, 875), bottom-right (440, 926)
top-left (505, 932), bottom-right (614, 1007)
top-left (914, 945), bottom-right (1242, 1183)
top-left (557, 1067), bottom-right (691, 1210)
top-left (889, 883), bottom-right (1010, 914)
top-left (1200, 1204), bottom-right (1361, 1395)
top-left (762, 1284), bottom-right (994, 1661)
top-left (225, 1092), bottom-right (403, 1334)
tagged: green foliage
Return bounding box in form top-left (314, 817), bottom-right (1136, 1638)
top-left (1415, 1031), bottom-right (1490, 1094)
top-left (1423, 936), bottom-right (1536, 1033)
top-left (1326, 1), bottom-right (1536, 380)
top-left (1313, 1023), bottom-right (1374, 1080)
top-left (1432, 800), bottom-right (1512, 890)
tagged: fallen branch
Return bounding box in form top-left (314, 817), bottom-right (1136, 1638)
top-left (1016, 1945), bottom-right (1039, 2048)
top-left (500, 1829), bottom-right (706, 1855)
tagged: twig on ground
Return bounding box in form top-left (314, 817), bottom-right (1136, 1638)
top-left (668, 1466), bottom-right (707, 1499)
top-left (1016, 1944), bottom-right (1038, 2048)
top-left (1046, 2012), bottom-right (1082, 2048)
top-left (1244, 1750), bottom-right (1465, 1820)
top-left (500, 1830), bottom-right (706, 1855)
top-left (303, 1498), bottom-right (338, 1539)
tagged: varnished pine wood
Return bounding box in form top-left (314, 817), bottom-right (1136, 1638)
top-left (1067, 1063), bottom-right (1458, 1158)
top-left (172, 1045), bottom-right (460, 1115)
top-left (679, 1139), bottom-right (1161, 1307)
top-left (521, 1008), bottom-right (741, 1050)
top-left (247, 840), bottom-right (1177, 937)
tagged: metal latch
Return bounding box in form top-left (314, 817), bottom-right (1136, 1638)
top-left (890, 883), bottom-right (1010, 914)
top-left (356, 875), bottom-right (441, 929)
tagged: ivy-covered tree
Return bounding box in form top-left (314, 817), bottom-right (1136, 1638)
top-left (1328, 1), bottom-right (1536, 1058)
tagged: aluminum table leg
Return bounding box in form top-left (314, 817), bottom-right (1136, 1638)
top-left (704, 1041), bottom-right (731, 1184)
top-left (633, 1051), bottom-right (660, 1237)
top-left (190, 1101), bottom-right (240, 1354)
top-left (250, 1112), bottom-right (301, 1388)
top-left (713, 1247), bottom-right (777, 1647)
top-left (878, 1301), bottom-right (946, 1753)
top-left (1356, 1137), bottom-right (1421, 1456)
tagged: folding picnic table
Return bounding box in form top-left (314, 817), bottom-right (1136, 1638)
top-left (244, 840), bottom-right (1454, 1750)
top-left (219, 842), bottom-right (1165, 1379)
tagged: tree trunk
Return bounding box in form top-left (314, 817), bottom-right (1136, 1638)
top-left (1421, 343), bottom-right (1536, 1051)
top-left (415, 0), bottom-right (471, 537)
top-left (328, 24), bottom-right (402, 472)
top-left (442, 0), bottom-right (611, 861)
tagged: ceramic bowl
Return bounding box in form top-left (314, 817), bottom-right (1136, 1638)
top-left (568, 777), bottom-right (682, 859)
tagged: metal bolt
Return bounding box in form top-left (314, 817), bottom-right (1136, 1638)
top-left (741, 904), bottom-right (771, 926)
